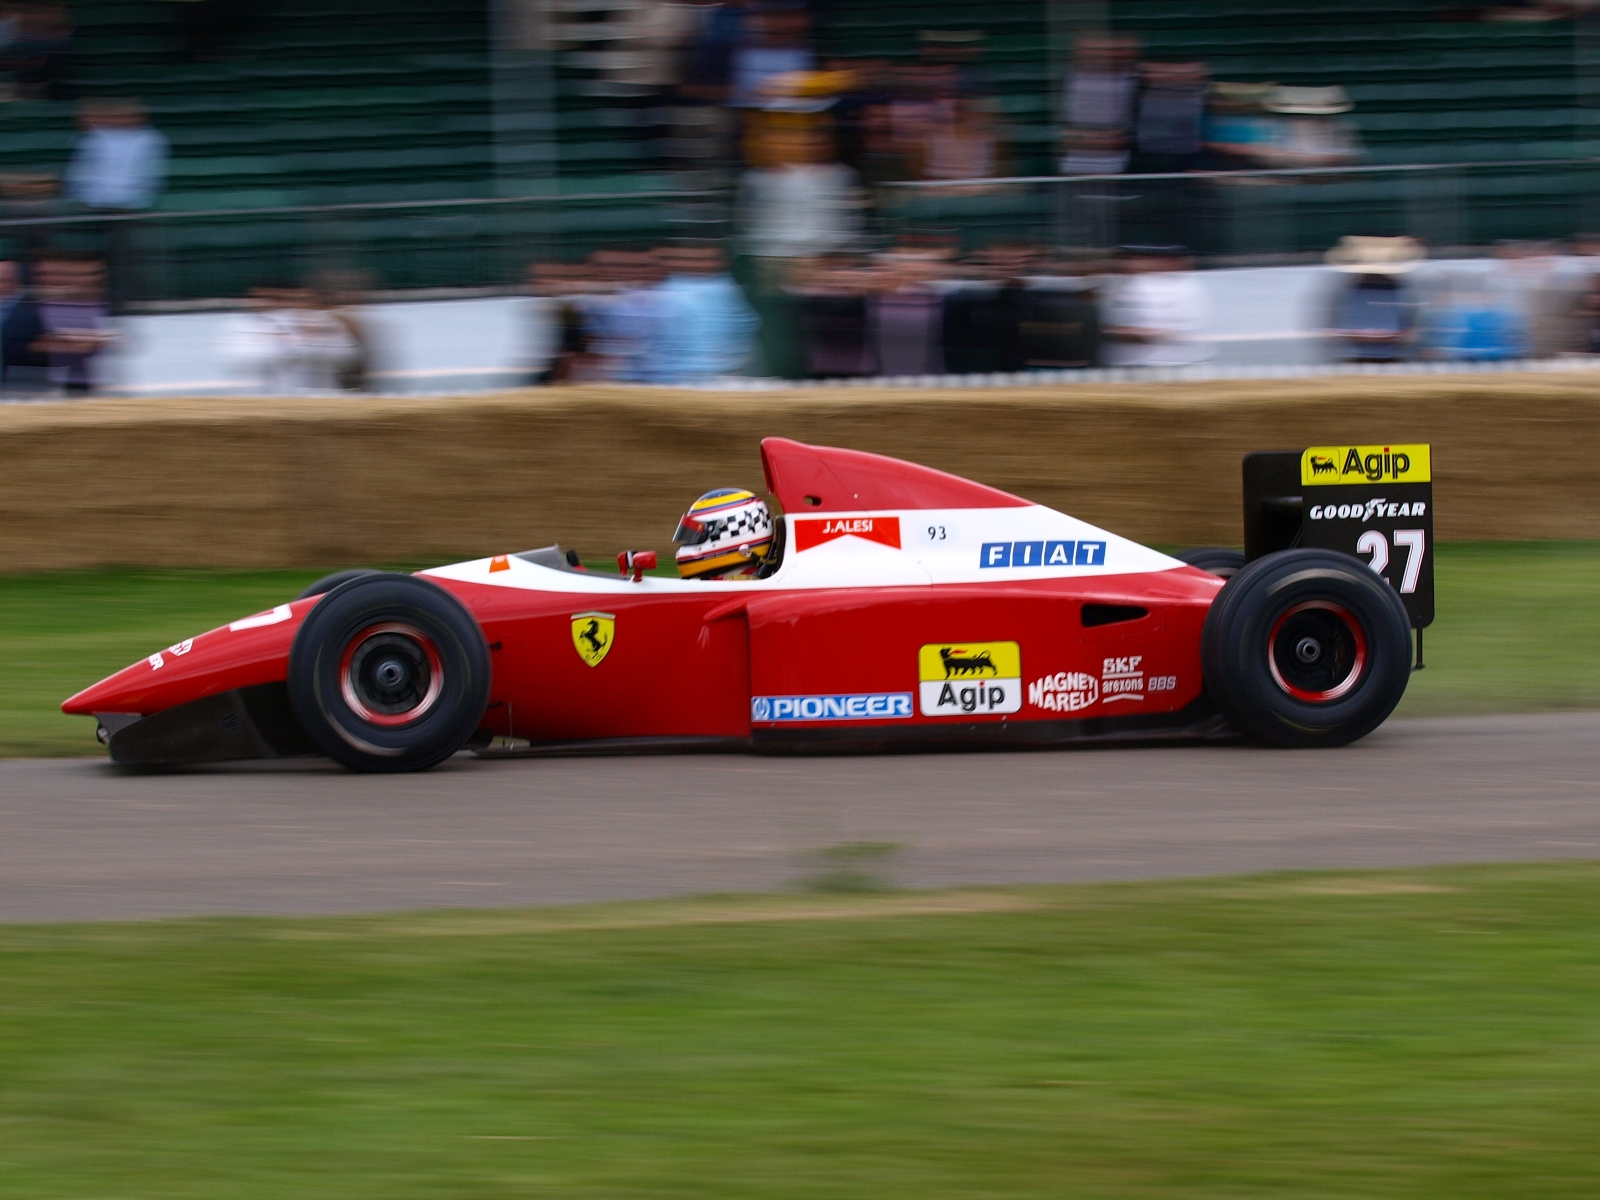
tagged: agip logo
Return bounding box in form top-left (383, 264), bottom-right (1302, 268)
top-left (917, 641), bottom-right (1022, 716)
top-left (1302, 444), bottom-right (1431, 486)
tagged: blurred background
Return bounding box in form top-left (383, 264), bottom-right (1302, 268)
top-left (6, 0), bottom-right (1600, 394)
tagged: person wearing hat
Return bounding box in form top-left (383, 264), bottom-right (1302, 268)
top-left (1324, 236), bottom-right (1421, 363)
top-left (1259, 85), bottom-right (1361, 169)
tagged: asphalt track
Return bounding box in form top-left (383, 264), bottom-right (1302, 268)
top-left (2, 712), bottom-right (1597, 922)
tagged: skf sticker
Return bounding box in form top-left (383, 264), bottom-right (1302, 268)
top-left (793, 516), bottom-right (902, 552)
top-left (1302, 444), bottom-right (1430, 486)
top-left (571, 611), bottom-right (614, 667)
top-left (917, 641), bottom-right (1022, 716)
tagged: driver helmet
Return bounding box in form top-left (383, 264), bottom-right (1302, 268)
top-left (673, 488), bottom-right (774, 579)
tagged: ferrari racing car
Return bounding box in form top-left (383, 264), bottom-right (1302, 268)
top-left (62, 437), bottom-right (1417, 771)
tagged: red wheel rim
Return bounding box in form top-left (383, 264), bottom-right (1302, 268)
top-left (1267, 601), bottom-right (1368, 703)
top-left (338, 622), bottom-right (444, 726)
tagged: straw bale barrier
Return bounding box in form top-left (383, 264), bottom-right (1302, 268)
top-left (1, 373), bottom-right (1595, 572)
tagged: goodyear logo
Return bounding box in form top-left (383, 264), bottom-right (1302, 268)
top-left (917, 641), bottom-right (1022, 716)
top-left (1302, 444), bottom-right (1430, 486)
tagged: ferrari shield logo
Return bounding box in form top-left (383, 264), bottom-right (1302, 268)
top-left (570, 611), bottom-right (615, 667)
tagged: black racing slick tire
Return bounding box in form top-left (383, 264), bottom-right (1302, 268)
top-left (1176, 547), bottom-right (1247, 579)
top-left (287, 573), bottom-right (491, 772)
top-left (1200, 549), bottom-right (1412, 748)
top-left (297, 568), bottom-right (382, 600)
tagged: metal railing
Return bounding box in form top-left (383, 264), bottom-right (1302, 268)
top-left (0, 188), bottom-right (728, 307)
top-left (4, 157), bottom-right (1599, 306)
top-left (876, 158), bottom-right (1600, 261)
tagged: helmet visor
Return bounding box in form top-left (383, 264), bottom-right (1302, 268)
top-left (673, 515), bottom-right (716, 546)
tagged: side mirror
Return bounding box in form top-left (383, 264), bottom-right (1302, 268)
top-left (618, 550), bottom-right (657, 582)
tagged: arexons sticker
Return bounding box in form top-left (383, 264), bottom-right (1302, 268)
top-left (1301, 444), bottom-right (1430, 486)
top-left (793, 516), bottom-right (902, 552)
top-left (1101, 655), bottom-right (1145, 703)
top-left (751, 693), bottom-right (913, 722)
top-left (979, 540), bottom-right (1105, 569)
top-left (917, 641), bottom-right (1022, 716)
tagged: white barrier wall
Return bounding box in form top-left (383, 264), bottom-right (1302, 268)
top-left (74, 260), bottom-right (1532, 396)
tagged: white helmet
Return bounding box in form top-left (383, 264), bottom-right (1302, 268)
top-left (672, 488), bottom-right (774, 579)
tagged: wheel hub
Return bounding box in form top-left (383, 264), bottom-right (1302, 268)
top-left (1268, 601), bottom-right (1368, 703)
top-left (339, 623), bottom-right (444, 725)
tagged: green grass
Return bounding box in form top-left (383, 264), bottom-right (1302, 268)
top-left (2, 864), bottom-right (1599, 1197)
top-left (3, 542), bottom-right (1596, 756)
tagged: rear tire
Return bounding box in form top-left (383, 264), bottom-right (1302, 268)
top-left (1201, 549), bottom-right (1411, 748)
top-left (287, 574), bottom-right (491, 772)
top-left (297, 568), bottom-right (382, 600)
top-left (1176, 547), bottom-right (1246, 579)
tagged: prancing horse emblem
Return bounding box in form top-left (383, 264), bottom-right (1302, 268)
top-left (570, 611), bottom-right (615, 668)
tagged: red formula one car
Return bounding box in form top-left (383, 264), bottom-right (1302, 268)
top-left (63, 437), bottom-right (1415, 772)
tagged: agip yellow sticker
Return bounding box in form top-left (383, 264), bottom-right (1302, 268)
top-left (918, 641), bottom-right (1022, 682)
top-left (917, 641), bottom-right (1023, 717)
top-left (1302, 444), bottom-right (1430, 486)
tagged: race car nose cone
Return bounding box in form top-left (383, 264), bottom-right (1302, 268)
top-left (1295, 636), bottom-right (1323, 665)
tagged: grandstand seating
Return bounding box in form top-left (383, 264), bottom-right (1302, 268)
top-left (0, 0), bottom-right (1593, 301)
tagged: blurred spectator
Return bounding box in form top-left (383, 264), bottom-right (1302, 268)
top-left (0, 171), bottom-right (62, 263)
top-left (1421, 271), bottom-right (1528, 361)
top-left (873, 249), bottom-right (946, 376)
top-left (1102, 244), bottom-right (1209, 367)
top-left (0, 258), bottom-right (45, 388)
top-left (1491, 240), bottom-right (1569, 358)
top-left (525, 262), bottom-right (600, 385)
top-left (0, 2), bottom-right (72, 100)
top-left (1132, 62), bottom-right (1209, 175)
top-left (586, 248), bottom-right (665, 382)
top-left (1061, 33), bottom-right (1139, 170)
top-left (791, 255), bottom-right (874, 378)
top-left (315, 271), bottom-right (382, 392)
top-left (727, 2), bottom-right (813, 111)
top-left (65, 100), bottom-right (170, 211)
top-left (648, 242), bottom-right (759, 381)
top-left (1060, 128), bottom-right (1129, 176)
top-left (33, 254), bottom-right (113, 394)
top-left (220, 286), bottom-right (359, 393)
top-left (1572, 274), bottom-right (1600, 354)
top-left (1257, 86), bottom-right (1361, 168)
top-left (1203, 82), bottom-right (1277, 170)
top-left (923, 95), bottom-right (1000, 182)
top-left (1324, 236), bottom-right (1421, 363)
top-left (737, 113), bottom-right (863, 259)
top-left (65, 99), bottom-right (170, 313)
top-left (1017, 275), bottom-right (1103, 370)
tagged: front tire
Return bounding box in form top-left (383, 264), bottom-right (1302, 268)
top-left (1201, 549), bottom-right (1412, 748)
top-left (287, 573), bottom-right (491, 772)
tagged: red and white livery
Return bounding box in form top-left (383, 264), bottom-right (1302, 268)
top-left (63, 437), bottom-right (1415, 771)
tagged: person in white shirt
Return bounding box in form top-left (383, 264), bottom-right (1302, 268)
top-left (63, 98), bottom-right (170, 312)
top-left (221, 287), bottom-right (359, 394)
top-left (1102, 244), bottom-right (1210, 367)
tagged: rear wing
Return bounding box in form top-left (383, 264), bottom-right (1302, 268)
top-left (1243, 444), bottom-right (1434, 632)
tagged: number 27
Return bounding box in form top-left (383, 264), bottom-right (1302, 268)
top-left (1357, 528), bottom-right (1426, 593)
